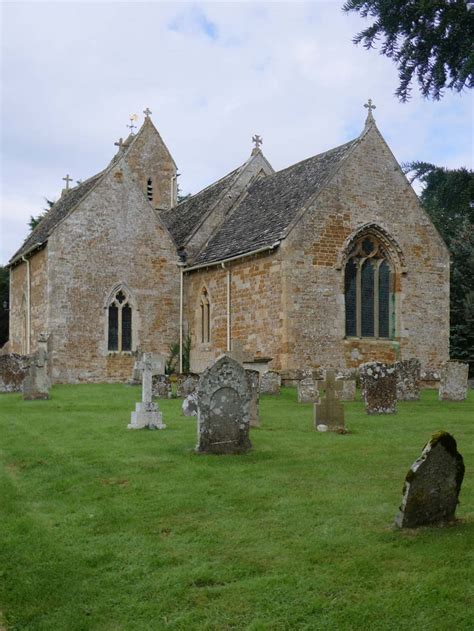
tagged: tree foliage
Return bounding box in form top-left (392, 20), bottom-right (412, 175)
top-left (343, 0), bottom-right (474, 101)
top-left (0, 266), bottom-right (9, 347)
top-left (29, 198), bottom-right (55, 232)
top-left (404, 161), bottom-right (474, 373)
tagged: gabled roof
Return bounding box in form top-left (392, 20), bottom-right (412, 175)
top-left (191, 136), bottom-right (361, 266)
top-left (161, 164), bottom-right (243, 249)
top-left (9, 172), bottom-right (103, 265)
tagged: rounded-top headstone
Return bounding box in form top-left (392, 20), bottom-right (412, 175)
top-left (196, 355), bottom-right (252, 455)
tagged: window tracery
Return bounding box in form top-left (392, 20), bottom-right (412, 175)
top-left (107, 288), bottom-right (133, 351)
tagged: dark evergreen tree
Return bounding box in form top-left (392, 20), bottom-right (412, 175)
top-left (0, 266), bottom-right (9, 347)
top-left (29, 198), bottom-right (55, 232)
top-left (343, 0), bottom-right (474, 101)
top-left (404, 161), bottom-right (474, 374)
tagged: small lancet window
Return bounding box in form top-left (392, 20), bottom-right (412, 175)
top-left (146, 178), bottom-right (153, 201)
top-left (344, 235), bottom-right (394, 339)
top-left (108, 288), bottom-right (133, 351)
top-left (200, 289), bottom-right (210, 344)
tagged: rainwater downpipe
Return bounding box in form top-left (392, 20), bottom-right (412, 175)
top-left (222, 262), bottom-right (231, 352)
top-left (22, 255), bottom-right (31, 354)
top-left (179, 265), bottom-right (184, 374)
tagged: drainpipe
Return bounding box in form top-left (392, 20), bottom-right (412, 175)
top-left (222, 262), bottom-right (231, 352)
top-left (179, 265), bottom-right (184, 373)
top-left (21, 255), bottom-right (31, 354)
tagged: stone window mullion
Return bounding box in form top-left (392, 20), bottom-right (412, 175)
top-left (356, 260), bottom-right (362, 338)
top-left (374, 259), bottom-right (380, 338)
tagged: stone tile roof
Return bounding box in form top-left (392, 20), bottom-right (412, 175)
top-left (9, 172), bottom-right (103, 264)
top-left (161, 165), bottom-right (242, 248)
top-left (192, 137), bottom-right (360, 266)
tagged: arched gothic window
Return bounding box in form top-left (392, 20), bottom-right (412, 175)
top-left (200, 288), bottom-right (210, 344)
top-left (107, 288), bottom-right (133, 351)
top-left (344, 236), bottom-right (394, 338)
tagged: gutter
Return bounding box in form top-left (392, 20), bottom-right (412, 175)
top-left (178, 264), bottom-right (184, 374)
top-left (9, 241), bottom-right (44, 268)
top-left (183, 241), bottom-right (281, 273)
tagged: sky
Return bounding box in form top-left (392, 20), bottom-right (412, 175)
top-left (1, 0), bottom-right (472, 264)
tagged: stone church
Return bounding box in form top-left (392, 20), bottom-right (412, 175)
top-left (7, 104), bottom-right (449, 383)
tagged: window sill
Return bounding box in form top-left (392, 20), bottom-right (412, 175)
top-left (107, 351), bottom-right (134, 356)
top-left (344, 337), bottom-right (398, 344)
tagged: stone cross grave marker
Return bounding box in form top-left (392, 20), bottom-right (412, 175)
top-left (128, 353), bottom-right (166, 429)
top-left (196, 355), bottom-right (252, 455)
top-left (395, 432), bottom-right (465, 528)
top-left (313, 369), bottom-right (345, 431)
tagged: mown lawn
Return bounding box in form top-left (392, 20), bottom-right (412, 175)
top-left (0, 385), bottom-right (472, 631)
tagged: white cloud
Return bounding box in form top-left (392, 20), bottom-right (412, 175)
top-left (0, 1), bottom-right (472, 263)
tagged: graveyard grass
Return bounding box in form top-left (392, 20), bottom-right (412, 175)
top-left (1, 387), bottom-right (473, 631)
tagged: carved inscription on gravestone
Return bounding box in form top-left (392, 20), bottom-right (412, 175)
top-left (196, 355), bottom-right (252, 455)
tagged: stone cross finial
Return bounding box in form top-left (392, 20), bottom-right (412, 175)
top-left (62, 174), bottom-right (72, 190)
top-left (143, 107), bottom-right (152, 118)
top-left (134, 353), bottom-right (165, 404)
top-left (114, 137), bottom-right (124, 151)
top-left (364, 99), bottom-right (376, 124)
top-left (252, 134), bottom-right (263, 151)
top-left (127, 114), bottom-right (138, 134)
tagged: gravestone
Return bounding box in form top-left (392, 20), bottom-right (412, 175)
top-left (420, 368), bottom-right (441, 389)
top-left (246, 369), bottom-right (260, 427)
top-left (438, 361), bottom-right (469, 401)
top-left (226, 341), bottom-right (252, 365)
top-left (196, 355), bottom-right (252, 455)
top-left (395, 432), bottom-right (465, 528)
top-left (313, 369), bottom-right (345, 431)
top-left (259, 370), bottom-right (280, 395)
top-left (182, 392), bottom-right (198, 417)
top-left (0, 354), bottom-right (29, 393)
top-left (23, 343), bottom-right (50, 400)
top-left (297, 374), bottom-right (319, 403)
top-left (359, 362), bottom-right (397, 414)
top-left (128, 353), bottom-right (166, 429)
top-left (336, 371), bottom-right (356, 401)
top-left (152, 374), bottom-right (172, 399)
top-left (395, 358), bottom-right (421, 401)
top-left (176, 373), bottom-right (200, 398)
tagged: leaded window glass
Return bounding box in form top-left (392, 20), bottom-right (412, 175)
top-left (344, 235), bottom-right (394, 339)
top-left (107, 288), bottom-right (133, 351)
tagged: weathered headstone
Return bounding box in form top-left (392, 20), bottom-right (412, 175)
top-left (245, 369), bottom-right (260, 427)
top-left (359, 362), bottom-right (397, 414)
top-left (420, 368), bottom-right (441, 389)
top-left (297, 374), bottom-right (319, 403)
top-left (196, 355), bottom-right (252, 455)
top-left (259, 370), bottom-right (281, 395)
top-left (182, 391), bottom-right (198, 417)
top-left (23, 343), bottom-right (50, 401)
top-left (128, 353), bottom-right (166, 429)
top-left (226, 341), bottom-right (252, 365)
top-left (395, 432), bottom-right (465, 528)
top-left (438, 361), bottom-right (469, 401)
top-left (176, 373), bottom-right (200, 398)
top-left (395, 358), bottom-right (421, 401)
top-left (152, 374), bottom-right (172, 399)
top-left (336, 370), bottom-right (356, 401)
top-left (0, 354), bottom-right (29, 393)
top-left (313, 369), bottom-right (345, 431)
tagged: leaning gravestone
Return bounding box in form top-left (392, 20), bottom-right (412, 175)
top-left (395, 431), bottom-right (465, 528)
top-left (313, 369), bottom-right (345, 431)
top-left (196, 355), bottom-right (252, 455)
top-left (152, 374), bottom-right (172, 399)
top-left (438, 361), bottom-right (469, 402)
top-left (23, 344), bottom-right (50, 400)
top-left (176, 373), bottom-right (200, 398)
top-left (259, 370), bottom-right (280, 395)
top-left (395, 358), bottom-right (421, 401)
top-left (0, 354), bottom-right (29, 393)
top-left (128, 353), bottom-right (166, 429)
top-left (297, 373), bottom-right (319, 403)
top-left (359, 362), bottom-right (397, 414)
top-left (245, 369), bottom-right (260, 427)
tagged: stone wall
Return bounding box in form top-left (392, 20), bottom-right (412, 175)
top-left (44, 158), bottom-right (180, 382)
top-left (9, 247), bottom-right (48, 356)
top-left (185, 251), bottom-right (285, 374)
top-left (279, 123), bottom-right (449, 373)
